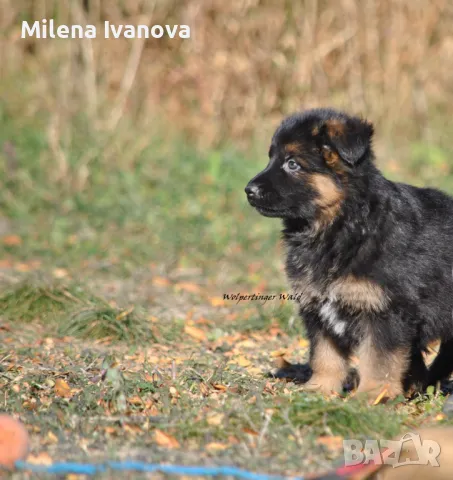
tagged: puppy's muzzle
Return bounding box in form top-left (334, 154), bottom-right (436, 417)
top-left (245, 183), bottom-right (261, 200)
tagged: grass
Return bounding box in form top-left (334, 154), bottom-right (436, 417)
top-left (61, 305), bottom-right (153, 343)
top-left (0, 280), bottom-right (156, 343)
top-left (1, 324), bottom-right (447, 477)
top-left (0, 105), bottom-right (281, 285)
top-left (0, 282), bottom-right (80, 324)
top-left (1, 108), bottom-right (453, 478)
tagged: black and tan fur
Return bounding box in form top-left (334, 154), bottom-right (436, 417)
top-left (245, 108), bottom-right (453, 398)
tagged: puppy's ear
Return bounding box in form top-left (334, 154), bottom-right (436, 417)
top-left (322, 116), bottom-right (373, 166)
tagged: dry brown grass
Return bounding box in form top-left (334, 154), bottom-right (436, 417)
top-left (2, 0), bottom-right (453, 154)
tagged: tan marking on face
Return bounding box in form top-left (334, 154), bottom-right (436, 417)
top-left (322, 146), bottom-right (344, 176)
top-left (305, 333), bottom-right (349, 395)
top-left (285, 143), bottom-right (302, 155)
top-left (284, 143), bottom-right (310, 168)
top-left (309, 173), bottom-right (344, 224)
top-left (356, 333), bottom-right (409, 400)
top-left (310, 174), bottom-right (342, 207)
top-left (322, 147), bottom-right (339, 165)
top-left (330, 276), bottom-right (388, 311)
top-left (326, 118), bottom-right (345, 137)
top-left (312, 126), bottom-right (320, 136)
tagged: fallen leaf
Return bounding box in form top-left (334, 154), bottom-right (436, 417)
top-left (316, 435), bottom-right (344, 451)
top-left (44, 431), bottom-right (58, 445)
top-left (0, 259), bottom-right (13, 268)
top-left (268, 325), bottom-right (283, 336)
top-left (15, 263), bottom-right (34, 272)
top-left (26, 452), bottom-right (53, 466)
top-left (124, 424), bottom-right (143, 435)
top-left (53, 268), bottom-right (68, 278)
top-left (248, 367), bottom-right (262, 375)
top-left (116, 307), bottom-right (134, 320)
top-left (271, 348), bottom-right (287, 358)
top-left (184, 325), bottom-right (207, 342)
top-left (154, 429), bottom-right (180, 449)
top-left (2, 234), bottom-right (22, 246)
top-left (22, 400), bottom-right (37, 411)
top-left (127, 396), bottom-right (143, 406)
top-left (55, 378), bottom-right (72, 398)
top-left (207, 413), bottom-right (224, 426)
top-left (199, 383), bottom-right (210, 396)
top-left (209, 296), bottom-right (225, 307)
top-left (372, 387), bottom-right (389, 405)
top-left (236, 339), bottom-right (256, 348)
top-left (195, 317), bottom-right (214, 326)
top-left (152, 277), bottom-right (171, 287)
top-left (264, 383), bottom-right (276, 394)
top-left (175, 282), bottom-right (200, 293)
top-left (234, 355), bottom-right (251, 367)
top-left (212, 383), bottom-right (227, 391)
top-left (169, 386), bottom-right (179, 397)
top-left (206, 442), bottom-right (228, 452)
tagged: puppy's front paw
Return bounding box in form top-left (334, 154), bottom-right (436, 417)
top-left (303, 374), bottom-right (343, 395)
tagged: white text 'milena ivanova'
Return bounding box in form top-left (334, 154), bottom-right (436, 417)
top-left (21, 19), bottom-right (191, 39)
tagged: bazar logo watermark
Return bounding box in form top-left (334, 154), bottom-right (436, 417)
top-left (223, 293), bottom-right (301, 305)
top-left (21, 19), bottom-right (190, 39)
top-left (344, 433), bottom-right (440, 468)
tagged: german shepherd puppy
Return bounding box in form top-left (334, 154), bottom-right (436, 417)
top-left (245, 108), bottom-right (453, 398)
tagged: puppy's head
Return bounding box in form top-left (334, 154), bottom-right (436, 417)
top-left (245, 108), bottom-right (374, 224)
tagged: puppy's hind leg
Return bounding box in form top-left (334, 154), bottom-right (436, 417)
top-left (356, 332), bottom-right (410, 399)
top-left (426, 338), bottom-right (453, 388)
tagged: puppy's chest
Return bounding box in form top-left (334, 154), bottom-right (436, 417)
top-left (288, 269), bottom-right (388, 334)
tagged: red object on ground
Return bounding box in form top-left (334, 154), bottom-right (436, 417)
top-left (0, 414), bottom-right (29, 470)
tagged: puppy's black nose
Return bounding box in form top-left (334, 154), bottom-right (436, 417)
top-left (245, 184), bottom-right (260, 198)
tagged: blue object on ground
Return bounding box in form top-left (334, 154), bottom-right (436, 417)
top-left (15, 461), bottom-right (304, 479)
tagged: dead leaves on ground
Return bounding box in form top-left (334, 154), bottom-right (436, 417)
top-left (154, 429), bottom-right (180, 449)
top-left (54, 379), bottom-right (72, 398)
top-left (2, 234), bottom-right (22, 246)
top-left (184, 325), bottom-right (208, 342)
top-left (0, 286), bottom-right (316, 474)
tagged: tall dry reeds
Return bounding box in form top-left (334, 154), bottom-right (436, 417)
top-left (1, 0), bottom-right (453, 156)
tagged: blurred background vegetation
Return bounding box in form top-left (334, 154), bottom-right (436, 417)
top-left (1, 0), bottom-right (453, 285)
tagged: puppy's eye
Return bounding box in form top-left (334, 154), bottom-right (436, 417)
top-left (287, 159), bottom-right (300, 171)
